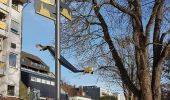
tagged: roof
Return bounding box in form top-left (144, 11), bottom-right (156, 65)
top-left (21, 51), bottom-right (49, 72)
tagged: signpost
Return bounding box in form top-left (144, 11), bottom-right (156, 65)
top-left (34, 0), bottom-right (88, 100)
top-left (34, 0), bottom-right (72, 99)
top-left (55, 0), bottom-right (60, 99)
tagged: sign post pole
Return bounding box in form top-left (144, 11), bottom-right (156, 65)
top-left (55, 0), bottom-right (60, 100)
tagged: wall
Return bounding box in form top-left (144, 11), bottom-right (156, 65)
top-left (0, 0), bottom-right (23, 98)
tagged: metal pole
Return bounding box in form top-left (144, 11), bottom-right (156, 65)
top-left (55, 0), bottom-right (60, 100)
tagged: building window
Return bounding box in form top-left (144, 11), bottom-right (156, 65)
top-left (51, 81), bottom-right (55, 86)
top-left (11, 20), bottom-right (19, 34)
top-left (31, 76), bottom-right (37, 82)
top-left (7, 85), bottom-right (15, 96)
top-left (41, 79), bottom-right (46, 84)
top-left (46, 80), bottom-right (50, 85)
top-left (37, 78), bottom-right (41, 83)
top-left (12, 0), bottom-right (19, 11)
top-left (11, 43), bottom-right (16, 49)
top-left (9, 53), bottom-right (17, 67)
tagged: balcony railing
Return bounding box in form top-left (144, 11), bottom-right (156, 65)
top-left (0, 21), bottom-right (6, 30)
top-left (0, 55), bottom-right (6, 76)
top-left (18, 0), bottom-right (28, 4)
top-left (0, 0), bottom-right (8, 5)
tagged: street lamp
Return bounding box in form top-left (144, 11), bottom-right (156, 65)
top-left (36, 44), bottom-right (94, 74)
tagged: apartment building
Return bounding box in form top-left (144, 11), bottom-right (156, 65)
top-left (20, 51), bottom-right (54, 100)
top-left (0, 0), bottom-right (28, 99)
top-left (100, 89), bottom-right (118, 98)
top-left (83, 86), bottom-right (100, 100)
top-left (20, 51), bottom-right (69, 100)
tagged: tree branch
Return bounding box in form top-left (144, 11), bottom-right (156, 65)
top-left (160, 29), bottom-right (170, 44)
top-left (110, 0), bottom-right (141, 26)
top-left (145, 0), bottom-right (162, 43)
top-left (159, 42), bottom-right (170, 63)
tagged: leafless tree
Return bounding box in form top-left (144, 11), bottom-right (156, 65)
top-left (61, 0), bottom-right (170, 100)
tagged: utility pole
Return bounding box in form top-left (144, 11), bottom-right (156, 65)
top-left (55, 0), bottom-right (60, 100)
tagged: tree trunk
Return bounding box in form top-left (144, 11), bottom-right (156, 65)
top-left (136, 50), bottom-right (153, 100)
top-left (152, 1), bottom-right (164, 100)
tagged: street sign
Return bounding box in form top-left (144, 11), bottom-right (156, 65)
top-left (34, 0), bottom-right (56, 20)
top-left (34, 0), bottom-right (72, 20)
top-left (60, 0), bottom-right (72, 20)
top-left (40, 0), bottom-right (55, 5)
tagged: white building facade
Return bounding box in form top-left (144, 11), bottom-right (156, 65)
top-left (100, 88), bottom-right (118, 98)
top-left (117, 94), bottom-right (125, 100)
top-left (0, 0), bottom-right (27, 98)
top-left (69, 96), bottom-right (92, 100)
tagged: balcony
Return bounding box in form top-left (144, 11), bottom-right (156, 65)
top-left (0, 10), bottom-right (7, 31)
top-left (0, 0), bottom-right (8, 5)
top-left (0, 21), bottom-right (6, 30)
top-left (12, 0), bottom-right (28, 5)
top-left (18, 0), bottom-right (28, 4)
top-left (0, 55), bottom-right (6, 76)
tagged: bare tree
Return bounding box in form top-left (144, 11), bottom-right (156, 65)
top-left (61, 0), bottom-right (170, 100)
top-left (163, 53), bottom-right (170, 81)
top-left (97, 37), bottom-right (138, 100)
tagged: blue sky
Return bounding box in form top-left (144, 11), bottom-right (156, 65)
top-left (22, 1), bottom-right (123, 93)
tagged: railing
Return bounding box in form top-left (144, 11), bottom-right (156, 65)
top-left (0, 55), bottom-right (6, 76)
top-left (31, 61), bottom-right (48, 70)
top-left (0, 21), bottom-right (7, 30)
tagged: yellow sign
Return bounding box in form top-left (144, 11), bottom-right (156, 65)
top-left (35, 0), bottom-right (56, 20)
top-left (39, 3), bottom-right (55, 20)
top-left (40, 0), bottom-right (54, 5)
top-left (34, 0), bottom-right (72, 21)
top-left (60, 9), bottom-right (72, 21)
top-left (60, 0), bottom-right (72, 20)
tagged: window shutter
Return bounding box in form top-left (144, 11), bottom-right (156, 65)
top-left (11, 20), bottom-right (19, 33)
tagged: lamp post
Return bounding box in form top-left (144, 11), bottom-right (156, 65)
top-left (55, 0), bottom-right (60, 99)
top-left (34, 1), bottom-right (87, 99)
top-left (36, 44), bottom-right (94, 74)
